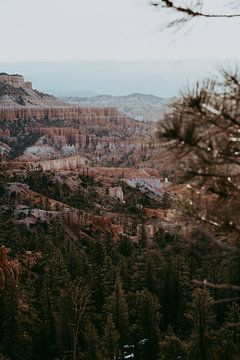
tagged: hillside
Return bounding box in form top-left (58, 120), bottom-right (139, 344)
top-left (63, 93), bottom-right (171, 122)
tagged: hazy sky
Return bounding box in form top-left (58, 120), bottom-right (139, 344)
top-left (0, 0), bottom-right (239, 62)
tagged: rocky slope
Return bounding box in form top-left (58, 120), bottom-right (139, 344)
top-left (0, 73), bottom-right (67, 107)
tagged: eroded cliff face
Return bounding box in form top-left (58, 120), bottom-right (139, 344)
top-left (0, 106), bottom-right (124, 121)
top-left (9, 160), bottom-right (162, 179)
top-left (22, 125), bottom-right (148, 165)
top-left (29, 155), bottom-right (86, 172)
top-left (30, 127), bottom-right (145, 149)
top-left (0, 106), bottom-right (154, 166)
top-left (0, 73), bottom-right (31, 89)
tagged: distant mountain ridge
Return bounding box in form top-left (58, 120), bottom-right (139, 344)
top-left (63, 93), bottom-right (172, 122)
top-left (0, 59), bottom-right (235, 98)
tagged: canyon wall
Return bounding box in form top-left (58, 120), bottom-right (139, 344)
top-left (9, 158), bottom-right (161, 179)
top-left (28, 155), bottom-right (86, 172)
top-left (29, 126), bottom-right (144, 151)
top-left (0, 106), bottom-right (130, 122)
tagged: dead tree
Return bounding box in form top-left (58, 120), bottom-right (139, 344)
top-left (70, 280), bottom-right (91, 360)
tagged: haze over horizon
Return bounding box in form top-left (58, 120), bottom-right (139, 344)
top-left (0, 58), bottom-right (236, 98)
top-left (1, 0), bottom-right (239, 97)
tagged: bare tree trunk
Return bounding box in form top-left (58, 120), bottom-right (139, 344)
top-left (71, 282), bottom-right (91, 360)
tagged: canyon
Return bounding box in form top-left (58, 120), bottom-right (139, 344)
top-left (0, 74), bottom-right (173, 246)
top-left (0, 75), bottom-right (155, 166)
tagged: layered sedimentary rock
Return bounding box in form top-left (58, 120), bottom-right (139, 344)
top-left (29, 127), bottom-right (144, 150)
top-left (0, 73), bottom-right (32, 89)
top-left (0, 106), bottom-right (126, 121)
top-left (9, 119), bottom-right (152, 166)
top-left (9, 160), bottom-right (163, 180)
top-left (28, 155), bottom-right (86, 172)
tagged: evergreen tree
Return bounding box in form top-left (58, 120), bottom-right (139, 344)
top-left (131, 288), bottom-right (161, 360)
top-left (82, 323), bottom-right (104, 360)
top-left (220, 302), bottom-right (240, 360)
top-left (0, 283), bottom-right (20, 359)
top-left (185, 288), bottom-right (217, 360)
top-left (158, 325), bottom-right (187, 360)
top-left (105, 278), bottom-right (129, 351)
top-left (103, 314), bottom-right (120, 360)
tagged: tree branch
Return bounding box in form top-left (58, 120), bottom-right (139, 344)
top-left (152, 0), bottom-right (240, 18)
top-left (193, 279), bottom-right (240, 291)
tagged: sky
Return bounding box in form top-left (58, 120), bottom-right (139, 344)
top-left (0, 0), bottom-right (240, 62)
